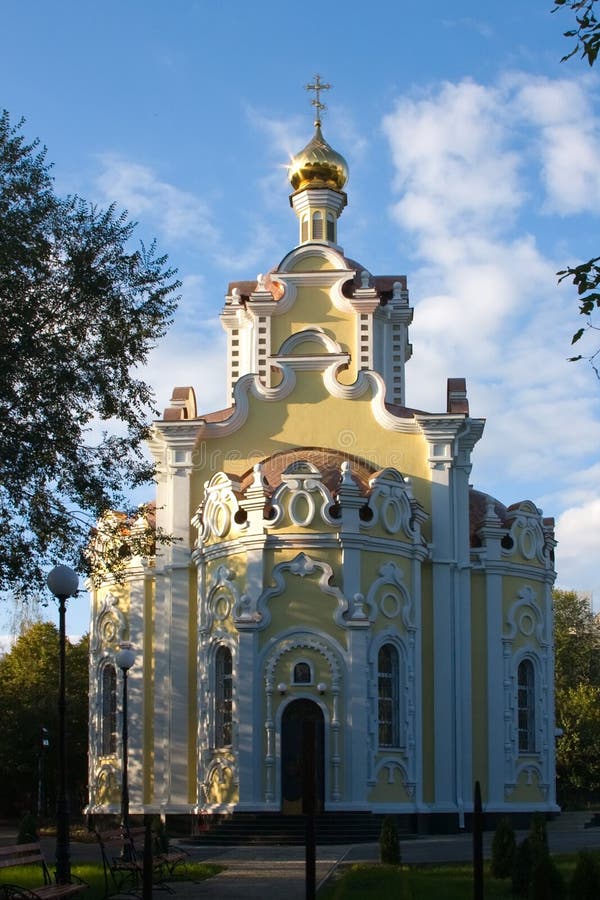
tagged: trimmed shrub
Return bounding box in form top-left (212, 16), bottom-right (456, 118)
top-left (379, 815), bottom-right (401, 865)
top-left (529, 811), bottom-right (549, 856)
top-left (570, 851), bottom-right (600, 900)
top-left (490, 816), bottom-right (516, 878)
top-left (530, 854), bottom-right (566, 900)
top-left (17, 813), bottom-right (38, 844)
top-left (512, 837), bottom-right (533, 898)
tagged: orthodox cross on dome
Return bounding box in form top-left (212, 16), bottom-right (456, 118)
top-left (305, 74), bottom-right (331, 127)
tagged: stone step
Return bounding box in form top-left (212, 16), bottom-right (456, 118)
top-left (185, 812), bottom-right (412, 846)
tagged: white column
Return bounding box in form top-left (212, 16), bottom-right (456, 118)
top-left (345, 627), bottom-right (370, 809)
top-left (125, 569), bottom-right (146, 811)
top-left (236, 629), bottom-right (261, 809)
top-left (429, 465), bottom-right (456, 812)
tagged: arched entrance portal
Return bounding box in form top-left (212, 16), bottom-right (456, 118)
top-left (281, 699), bottom-right (324, 814)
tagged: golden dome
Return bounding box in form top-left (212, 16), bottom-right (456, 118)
top-left (288, 124), bottom-right (349, 192)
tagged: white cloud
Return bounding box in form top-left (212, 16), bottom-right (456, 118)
top-left (146, 328), bottom-right (227, 417)
top-left (96, 155), bottom-right (220, 245)
top-left (95, 155), bottom-right (277, 272)
top-left (384, 80), bottom-right (523, 239)
top-left (382, 72), bottom-right (600, 536)
top-left (509, 73), bottom-right (600, 214)
top-left (555, 497), bottom-right (600, 605)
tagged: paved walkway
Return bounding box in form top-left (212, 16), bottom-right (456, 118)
top-left (3, 812), bottom-right (600, 898)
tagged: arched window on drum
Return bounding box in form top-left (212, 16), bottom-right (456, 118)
top-left (215, 646), bottom-right (233, 747)
top-left (517, 658), bottom-right (535, 753)
top-left (378, 644), bottom-right (400, 748)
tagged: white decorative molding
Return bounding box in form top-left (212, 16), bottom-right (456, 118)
top-left (91, 593), bottom-right (126, 652)
top-left (276, 327), bottom-right (345, 357)
top-left (504, 586), bottom-right (547, 646)
top-left (263, 633), bottom-right (343, 804)
top-left (195, 471), bottom-right (243, 545)
top-left (373, 758), bottom-right (416, 799)
top-left (202, 754), bottom-right (239, 811)
top-left (365, 563), bottom-right (415, 631)
top-left (201, 564), bottom-right (241, 634)
top-left (502, 585), bottom-right (551, 800)
top-left (267, 461), bottom-right (339, 530)
top-left (367, 624), bottom-right (417, 791)
top-left (502, 501), bottom-right (553, 567)
top-left (363, 469), bottom-right (418, 539)
top-left (248, 552), bottom-right (350, 631)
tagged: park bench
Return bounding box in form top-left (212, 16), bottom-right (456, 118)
top-left (94, 829), bottom-right (143, 899)
top-left (0, 843), bottom-right (87, 900)
top-left (125, 829), bottom-right (188, 882)
top-left (95, 826), bottom-right (188, 898)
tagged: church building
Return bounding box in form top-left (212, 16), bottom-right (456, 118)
top-left (87, 82), bottom-right (558, 831)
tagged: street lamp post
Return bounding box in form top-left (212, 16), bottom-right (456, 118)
top-left (116, 643), bottom-right (136, 842)
top-left (46, 564), bottom-right (79, 886)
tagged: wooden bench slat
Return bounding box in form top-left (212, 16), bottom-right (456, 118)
top-left (0, 843), bottom-right (87, 900)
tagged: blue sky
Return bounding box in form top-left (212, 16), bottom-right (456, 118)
top-left (2, 0), bottom-right (600, 638)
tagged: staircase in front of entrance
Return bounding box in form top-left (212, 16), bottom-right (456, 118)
top-left (187, 811), bottom-right (416, 846)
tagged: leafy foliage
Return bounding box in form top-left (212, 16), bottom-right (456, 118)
top-left (85, 504), bottom-right (177, 587)
top-left (0, 622), bottom-right (89, 816)
top-left (554, 0), bottom-right (600, 65)
top-left (557, 257), bottom-right (600, 374)
top-left (552, 2), bottom-right (600, 372)
top-left (570, 851), bottom-right (600, 899)
top-left (553, 589), bottom-right (600, 802)
top-left (0, 110), bottom-right (180, 593)
top-left (530, 853), bottom-right (566, 900)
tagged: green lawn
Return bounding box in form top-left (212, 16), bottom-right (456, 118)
top-left (318, 855), bottom-right (585, 899)
top-left (0, 861), bottom-right (223, 900)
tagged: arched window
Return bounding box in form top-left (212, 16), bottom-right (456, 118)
top-left (312, 211), bottom-right (323, 240)
top-left (517, 659), bottom-right (535, 753)
top-left (301, 215), bottom-right (308, 243)
top-left (215, 646), bottom-right (233, 747)
top-left (326, 212), bottom-right (335, 242)
top-left (101, 664), bottom-right (117, 755)
top-left (293, 662), bottom-right (311, 684)
top-left (378, 644), bottom-right (400, 747)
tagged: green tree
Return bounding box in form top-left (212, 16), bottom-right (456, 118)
top-left (553, 589), bottom-right (600, 803)
top-left (553, 1), bottom-right (600, 372)
top-left (0, 622), bottom-right (89, 816)
top-left (554, 589), bottom-right (600, 690)
top-left (0, 110), bottom-right (180, 594)
top-left (554, 0), bottom-right (600, 65)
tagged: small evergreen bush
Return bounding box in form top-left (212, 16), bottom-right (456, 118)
top-left (512, 836), bottom-right (533, 898)
top-left (379, 815), bottom-right (401, 865)
top-left (570, 850), bottom-right (600, 899)
top-left (530, 854), bottom-right (565, 900)
top-left (529, 811), bottom-right (549, 856)
top-left (490, 816), bottom-right (516, 878)
top-left (17, 813), bottom-right (38, 844)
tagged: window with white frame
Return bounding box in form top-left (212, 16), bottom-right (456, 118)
top-left (312, 211), bottom-right (323, 240)
top-left (215, 645), bottom-right (233, 747)
top-left (517, 658), bottom-right (535, 753)
top-left (293, 661), bottom-right (311, 684)
top-left (378, 643), bottom-right (400, 748)
top-left (326, 212), bottom-right (335, 242)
